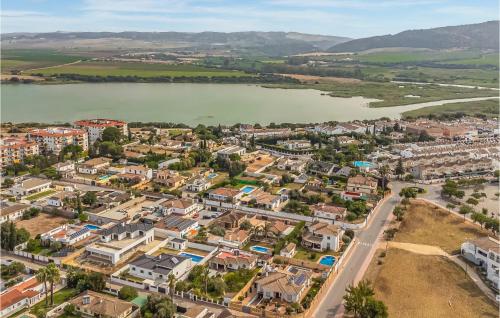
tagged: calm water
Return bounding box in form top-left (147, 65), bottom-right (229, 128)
top-left (1, 83), bottom-right (497, 125)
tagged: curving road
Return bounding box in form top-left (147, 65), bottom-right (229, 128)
top-left (313, 182), bottom-right (404, 317)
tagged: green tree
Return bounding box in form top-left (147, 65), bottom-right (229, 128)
top-left (466, 198), bottom-right (479, 206)
top-left (344, 280), bottom-right (386, 318)
top-left (167, 273), bottom-right (176, 303)
top-left (392, 206), bottom-right (405, 221)
top-left (101, 127), bottom-right (122, 143)
top-left (118, 286), bottom-right (138, 301)
top-left (394, 158), bottom-right (404, 178)
top-left (82, 191), bottom-right (97, 206)
top-left (458, 205), bottom-right (474, 221)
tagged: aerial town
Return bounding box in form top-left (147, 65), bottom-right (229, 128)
top-left (0, 115), bottom-right (498, 318)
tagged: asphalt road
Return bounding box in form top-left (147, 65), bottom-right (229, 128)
top-left (313, 182), bottom-right (404, 318)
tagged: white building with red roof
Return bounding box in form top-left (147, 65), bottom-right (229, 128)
top-left (74, 119), bottom-right (128, 144)
top-left (0, 276), bottom-right (45, 317)
top-left (28, 127), bottom-right (88, 155)
top-left (0, 137), bottom-right (40, 166)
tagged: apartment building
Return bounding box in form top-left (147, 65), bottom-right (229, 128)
top-left (0, 138), bottom-right (39, 166)
top-left (28, 127), bottom-right (88, 155)
top-left (74, 119), bottom-right (128, 144)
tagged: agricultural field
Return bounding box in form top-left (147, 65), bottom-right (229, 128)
top-left (364, 248), bottom-right (497, 318)
top-left (403, 98), bottom-right (500, 119)
top-left (356, 50), bottom-right (485, 64)
top-left (33, 61), bottom-right (251, 78)
top-left (1, 49), bottom-right (86, 72)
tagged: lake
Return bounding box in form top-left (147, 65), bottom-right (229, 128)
top-left (1, 83), bottom-right (496, 125)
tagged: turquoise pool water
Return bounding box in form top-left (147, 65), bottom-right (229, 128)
top-left (179, 252), bottom-right (203, 263)
top-left (353, 161), bottom-right (374, 168)
top-left (84, 224), bottom-right (101, 231)
top-left (98, 174), bottom-right (112, 180)
top-left (241, 186), bottom-right (256, 194)
top-left (207, 173), bottom-right (218, 179)
top-left (319, 255), bottom-right (336, 266)
top-left (250, 245), bottom-right (270, 253)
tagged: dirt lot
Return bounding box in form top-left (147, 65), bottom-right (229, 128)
top-left (394, 200), bottom-right (491, 254)
top-left (364, 248), bottom-right (497, 318)
top-left (16, 213), bottom-right (69, 236)
top-left (242, 152), bottom-right (277, 173)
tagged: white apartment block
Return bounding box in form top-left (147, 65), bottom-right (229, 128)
top-left (28, 127), bottom-right (88, 155)
top-left (74, 119), bottom-right (128, 144)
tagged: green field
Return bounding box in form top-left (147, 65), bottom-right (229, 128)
top-left (1, 49), bottom-right (86, 72)
top-left (357, 50), bottom-right (482, 63)
top-left (33, 61), bottom-right (251, 78)
top-left (402, 98), bottom-right (500, 119)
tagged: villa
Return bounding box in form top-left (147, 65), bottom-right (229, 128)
top-left (208, 249), bottom-right (257, 271)
top-left (207, 187), bottom-right (242, 203)
top-left (123, 165), bottom-right (153, 180)
top-left (185, 177), bottom-right (211, 193)
top-left (129, 253), bottom-right (193, 280)
top-left (254, 268), bottom-right (311, 303)
top-left (41, 224), bottom-right (91, 246)
top-left (280, 243), bottom-right (297, 258)
top-left (217, 145), bottom-right (246, 159)
top-left (78, 157), bottom-right (112, 175)
top-left (10, 178), bottom-right (52, 197)
top-left (160, 198), bottom-right (200, 216)
top-left (302, 221), bottom-right (343, 252)
top-left (154, 215), bottom-right (199, 238)
top-left (85, 223), bottom-right (154, 264)
top-left (276, 157), bottom-right (309, 173)
top-left (69, 290), bottom-right (136, 318)
top-left (346, 175), bottom-right (378, 194)
top-left (0, 277), bottom-right (45, 317)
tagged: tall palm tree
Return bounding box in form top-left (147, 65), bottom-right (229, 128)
top-left (379, 165), bottom-right (389, 193)
top-left (167, 273), bottom-right (176, 302)
top-left (46, 263), bottom-right (61, 305)
top-left (36, 267), bottom-right (49, 306)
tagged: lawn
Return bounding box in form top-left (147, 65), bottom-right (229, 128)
top-left (30, 288), bottom-right (79, 316)
top-left (394, 200), bottom-right (491, 254)
top-left (293, 246), bottom-right (335, 262)
top-left (402, 98), bottom-right (499, 119)
top-left (33, 61), bottom-right (251, 78)
top-left (25, 189), bottom-right (57, 201)
top-left (364, 248), bottom-right (497, 318)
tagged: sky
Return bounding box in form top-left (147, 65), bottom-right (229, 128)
top-left (1, 0), bottom-right (499, 38)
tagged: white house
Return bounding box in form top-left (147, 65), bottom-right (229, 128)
top-left (185, 178), bottom-right (211, 193)
top-left (86, 223), bottom-right (154, 264)
top-left (41, 224), bottom-right (91, 246)
top-left (78, 157), bottom-right (112, 174)
top-left (53, 161), bottom-right (76, 177)
top-left (124, 165), bottom-right (153, 180)
top-left (0, 204), bottom-right (30, 224)
top-left (159, 199), bottom-right (200, 216)
top-left (217, 145), bottom-right (246, 159)
top-left (129, 253), bottom-right (193, 281)
top-left (11, 178), bottom-right (52, 197)
top-left (302, 221), bottom-right (343, 252)
top-left (280, 242), bottom-right (296, 258)
top-left (461, 237), bottom-right (499, 289)
top-left (255, 269), bottom-right (311, 303)
top-left (0, 277), bottom-right (45, 317)
top-left (155, 215), bottom-right (199, 238)
top-left (47, 191), bottom-right (74, 208)
top-left (312, 203), bottom-right (347, 222)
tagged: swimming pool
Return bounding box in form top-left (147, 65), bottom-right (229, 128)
top-left (240, 186), bottom-right (256, 194)
top-left (353, 161), bottom-right (374, 168)
top-left (84, 224), bottom-right (101, 231)
top-left (98, 174), bottom-right (112, 181)
top-left (319, 255), bottom-right (336, 266)
top-left (179, 252), bottom-right (203, 263)
top-left (250, 245), bottom-right (270, 254)
top-left (207, 173), bottom-right (218, 179)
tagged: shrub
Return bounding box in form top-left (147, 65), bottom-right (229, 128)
top-left (118, 286), bottom-right (138, 300)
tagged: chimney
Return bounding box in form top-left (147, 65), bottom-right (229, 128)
top-left (82, 295), bottom-right (90, 305)
top-left (234, 249), bottom-right (240, 256)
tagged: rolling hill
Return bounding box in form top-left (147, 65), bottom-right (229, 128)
top-left (329, 21), bottom-right (499, 52)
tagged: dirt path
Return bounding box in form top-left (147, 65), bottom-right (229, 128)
top-left (26, 60), bottom-right (82, 72)
top-left (385, 241), bottom-right (497, 302)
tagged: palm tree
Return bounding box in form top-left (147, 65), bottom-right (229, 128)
top-left (36, 268), bottom-right (49, 306)
top-left (202, 266), bottom-right (210, 295)
top-left (167, 273), bottom-right (176, 302)
top-left (46, 263), bottom-right (61, 305)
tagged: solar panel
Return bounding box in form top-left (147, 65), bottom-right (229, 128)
top-left (172, 257), bottom-right (178, 264)
top-left (288, 266), bottom-right (298, 274)
top-left (294, 273), bottom-right (306, 286)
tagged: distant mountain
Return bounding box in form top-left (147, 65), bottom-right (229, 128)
top-left (329, 21), bottom-right (499, 52)
top-left (1, 31), bottom-right (351, 56)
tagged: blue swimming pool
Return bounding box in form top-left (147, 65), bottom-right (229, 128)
top-left (179, 252), bottom-right (203, 263)
top-left (240, 186), bottom-right (256, 194)
top-left (84, 224), bottom-right (101, 231)
top-left (353, 161), bottom-right (374, 168)
top-left (250, 245), bottom-right (270, 254)
top-left (207, 173), bottom-right (218, 179)
top-left (319, 255), bottom-right (336, 266)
